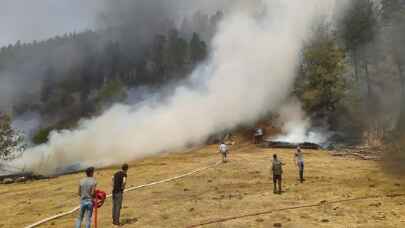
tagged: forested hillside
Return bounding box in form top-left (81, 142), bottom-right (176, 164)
top-left (296, 0), bottom-right (405, 146)
top-left (1, 0), bottom-right (405, 149)
top-left (0, 10), bottom-right (223, 144)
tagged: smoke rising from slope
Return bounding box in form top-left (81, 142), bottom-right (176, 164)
top-left (273, 99), bottom-right (332, 145)
top-left (0, 0), bottom-right (235, 113)
top-left (16, 0), bottom-right (336, 175)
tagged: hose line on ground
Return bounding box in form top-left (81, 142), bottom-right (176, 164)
top-left (187, 193), bottom-right (405, 227)
top-left (25, 160), bottom-right (222, 228)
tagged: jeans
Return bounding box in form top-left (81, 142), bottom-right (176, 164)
top-left (76, 199), bottom-right (93, 228)
top-left (298, 161), bottom-right (304, 182)
top-left (112, 193), bottom-right (123, 225)
top-left (221, 152), bottom-right (228, 162)
top-left (273, 174), bottom-right (282, 193)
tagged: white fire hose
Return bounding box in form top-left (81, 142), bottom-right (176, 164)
top-left (25, 160), bottom-right (222, 228)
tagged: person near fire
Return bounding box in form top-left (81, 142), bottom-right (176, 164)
top-left (76, 167), bottom-right (97, 228)
top-left (254, 127), bottom-right (264, 144)
top-left (272, 154), bottom-right (284, 194)
top-left (295, 146), bottom-right (305, 183)
top-left (112, 163), bottom-right (129, 226)
top-left (219, 142), bottom-right (229, 163)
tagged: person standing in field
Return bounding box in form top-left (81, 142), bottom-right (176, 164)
top-left (112, 163), bottom-right (129, 226)
top-left (295, 146), bottom-right (305, 183)
top-left (76, 167), bottom-right (97, 228)
top-left (254, 128), bottom-right (264, 144)
top-left (219, 142), bottom-right (229, 163)
top-left (272, 154), bottom-right (283, 194)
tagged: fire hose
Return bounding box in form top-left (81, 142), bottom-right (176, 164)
top-left (25, 160), bottom-right (222, 228)
top-left (187, 193), bottom-right (405, 227)
top-left (93, 190), bottom-right (107, 228)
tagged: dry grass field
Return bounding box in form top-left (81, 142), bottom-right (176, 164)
top-left (1, 143), bottom-right (405, 228)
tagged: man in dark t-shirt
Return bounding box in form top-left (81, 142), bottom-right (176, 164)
top-left (112, 163), bottom-right (129, 226)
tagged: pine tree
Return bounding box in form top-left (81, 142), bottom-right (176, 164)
top-left (0, 113), bottom-right (25, 161)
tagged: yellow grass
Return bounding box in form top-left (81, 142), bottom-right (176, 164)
top-left (1, 144), bottom-right (405, 228)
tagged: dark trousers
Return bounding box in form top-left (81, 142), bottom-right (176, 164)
top-left (221, 152), bottom-right (228, 162)
top-left (112, 193), bottom-right (123, 225)
top-left (298, 161), bottom-right (304, 182)
top-left (254, 135), bottom-right (263, 144)
top-left (273, 174), bottom-right (282, 193)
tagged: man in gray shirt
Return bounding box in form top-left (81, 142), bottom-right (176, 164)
top-left (272, 154), bottom-right (284, 194)
top-left (76, 167), bottom-right (97, 228)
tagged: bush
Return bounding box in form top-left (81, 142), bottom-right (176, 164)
top-left (32, 128), bottom-right (52, 145)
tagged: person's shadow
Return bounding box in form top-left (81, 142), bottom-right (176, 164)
top-left (121, 218), bottom-right (138, 226)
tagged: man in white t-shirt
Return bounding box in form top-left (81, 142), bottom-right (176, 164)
top-left (219, 142), bottom-right (229, 163)
top-left (254, 128), bottom-right (264, 144)
top-left (295, 146), bottom-right (305, 183)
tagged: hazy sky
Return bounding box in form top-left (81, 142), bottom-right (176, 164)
top-left (0, 0), bottom-right (104, 47)
top-left (0, 0), bottom-right (237, 47)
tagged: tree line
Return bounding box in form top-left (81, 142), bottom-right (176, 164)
top-left (2, 1), bottom-right (405, 160)
top-left (0, 10), bottom-right (224, 145)
top-left (295, 0), bottom-right (405, 145)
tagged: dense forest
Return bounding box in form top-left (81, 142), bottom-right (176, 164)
top-left (1, 0), bottom-right (405, 160)
top-left (0, 10), bottom-right (223, 146)
top-left (296, 0), bottom-right (405, 146)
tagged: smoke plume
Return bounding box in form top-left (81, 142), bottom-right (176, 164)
top-left (0, 0), bottom-right (225, 112)
top-left (13, 0), bottom-right (336, 175)
top-left (272, 99), bottom-right (332, 145)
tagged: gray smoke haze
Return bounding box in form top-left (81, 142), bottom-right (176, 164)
top-left (9, 0), bottom-right (338, 175)
top-left (0, 0), bottom-right (237, 113)
top-left (0, 0), bottom-right (238, 47)
top-left (0, 0), bottom-right (103, 47)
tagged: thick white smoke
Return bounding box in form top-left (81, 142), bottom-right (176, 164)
top-left (15, 0), bottom-right (336, 175)
top-left (272, 99), bottom-right (332, 144)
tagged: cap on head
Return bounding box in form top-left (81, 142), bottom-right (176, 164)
top-left (122, 163), bottom-right (129, 171)
top-left (85, 167), bottom-right (95, 177)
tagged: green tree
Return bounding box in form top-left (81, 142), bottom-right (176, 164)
top-left (339, 0), bottom-right (378, 80)
top-left (95, 79), bottom-right (127, 111)
top-left (32, 127), bottom-right (52, 145)
top-left (296, 26), bottom-right (346, 120)
top-left (190, 33), bottom-right (207, 64)
top-left (167, 29), bottom-right (188, 68)
top-left (0, 113), bottom-right (25, 160)
top-left (381, 1), bottom-right (405, 132)
top-left (151, 34), bottom-right (168, 82)
top-left (40, 67), bottom-right (57, 104)
top-left (381, 0), bottom-right (404, 24)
